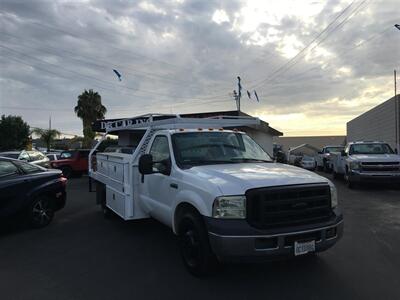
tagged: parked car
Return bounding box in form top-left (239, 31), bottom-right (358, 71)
top-left (50, 149), bottom-right (90, 178)
top-left (0, 157), bottom-right (67, 228)
top-left (46, 153), bottom-right (61, 161)
top-left (316, 145), bottom-right (345, 172)
top-left (331, 141), bottom-right (400, 188)
top-left (300, 156), bottom-right (316, 170)
top-left (0, 150), bottom-right (50, 168)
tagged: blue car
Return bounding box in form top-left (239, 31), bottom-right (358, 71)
top-left (0, 157), bottom-right (67, 228)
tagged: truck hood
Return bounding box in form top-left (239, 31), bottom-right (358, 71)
top-left (350, 154), bottom-right (400, 162)
top-left (186, 163), bottom-right (330, 195)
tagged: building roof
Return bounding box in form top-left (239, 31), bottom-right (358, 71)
top-left (274, 135), bottom-right (346, 152)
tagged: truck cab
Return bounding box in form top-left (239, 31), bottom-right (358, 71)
top-left (332, 141), bottom-right (400, 188)
top-left (89, 114), bottom-right (343, 276)
top-left (316, 145), bottom-right (344, 172)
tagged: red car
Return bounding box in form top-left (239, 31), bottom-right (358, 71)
top-left (50, 149), bottom-right (90, 178)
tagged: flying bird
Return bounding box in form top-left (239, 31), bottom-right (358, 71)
top-left (113, 69), bottom-right (122, 81)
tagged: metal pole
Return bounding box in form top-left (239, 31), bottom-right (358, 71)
top-left (395, 70), bottom-right (399, 152)
top-left (237, 76), bottom-right (241, 112)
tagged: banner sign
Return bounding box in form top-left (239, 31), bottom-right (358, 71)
top-left (92, 115), bottom-right (172, 132)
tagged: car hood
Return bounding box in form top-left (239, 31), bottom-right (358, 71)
top-left (350, 154), bottom-right (400, 162)
top-left (186, 163), bottom-right (330, 195)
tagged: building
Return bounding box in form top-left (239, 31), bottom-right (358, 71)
top-left (347, 95), bottom-right (400, 150)
top-left (274, 135), bottom-right (346, 153)
top-left (92, 111), bottom-right (283, 156)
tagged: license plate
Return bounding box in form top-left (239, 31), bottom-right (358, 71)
top-left (294, 240), bottom-right (315, 256)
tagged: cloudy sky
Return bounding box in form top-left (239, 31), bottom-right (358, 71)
top-left (0, 0), bottom-right (399, 137)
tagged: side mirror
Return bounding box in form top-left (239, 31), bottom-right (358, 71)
top-left (341, 150), bottom-right (347, 157)
top-left (139, 154), bottom-right (154, 175)
top-left (158, 159), bottom-right (171, 176)
top-left (317, 151), bottom-right (322, 154)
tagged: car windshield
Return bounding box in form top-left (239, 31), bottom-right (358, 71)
top-left (60, 151), bottom-right (76, 159)
top-left (350, 143), bottom-right (394, 155)
top-left (172, 132), bottom-right (272, 167)
top-left (325, 147), bottom-right (344, 153)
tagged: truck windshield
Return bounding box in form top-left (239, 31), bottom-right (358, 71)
top-left (350, 143), bottom-right (394, 155)
top-left (172, 132), bottom-right (272, 167)
top-left (325, 147), bottom-right (344, 153)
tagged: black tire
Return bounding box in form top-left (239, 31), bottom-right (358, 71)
top-left (178, 211), bottom-right (217, 277)
top-left (60, 166), bottom-right (73, 178)
top-left (29, 196), bottom-right (54, 228)
top-left (344, 170), bottom-right (355, 189)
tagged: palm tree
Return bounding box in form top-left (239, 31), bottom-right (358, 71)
top-left (32, 128), bottom-right (61, 151)
top-left (74, 89), bottom-right (107, 147)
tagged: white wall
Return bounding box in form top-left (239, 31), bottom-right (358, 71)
top-left (347, 97), bottom-right (398, 149)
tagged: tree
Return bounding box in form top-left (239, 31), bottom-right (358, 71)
top-left (32, 128), bottom-right (61, 152)
top-left (74, 89), bottom-right (107, 147)
top-left (0, 115), bottom-right (30, 151)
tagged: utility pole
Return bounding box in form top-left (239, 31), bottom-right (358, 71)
top-left (49, 115), bottom-right (52, 131)
top-left (395, 70), bottom-right (399, 153)
top-left (236, 76), bottom-right (242, 112)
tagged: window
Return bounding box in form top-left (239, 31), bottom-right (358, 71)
top-left (0, 153), bottom-right (19, 159)
top-left (13, 161), bottom-right (43, 174)
top-left (350, 143), bottom-right (394, 155)
top-left (60, 151), bottom-right (76, 159)
top-left (172, 132), bottom-right (272, 168)
top-left (150, 136), bottom-right (171, 173)
top-left (27, 151), bottom-right (42, 161)
top-left (0, 161), bottom-right (19, 177)
top-left (19, 151), bottom-right (30, 161)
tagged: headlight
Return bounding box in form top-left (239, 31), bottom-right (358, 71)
top-left (329, 184), bottom-right (338, 208)
top-left (349, 161), bottom-right (361, 170)
top-left (212, 196), bottom-right (246, 219)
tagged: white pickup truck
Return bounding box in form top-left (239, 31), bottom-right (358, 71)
top-left (89, 114), bottom-right (343, 276)
top-left (331, 141), bottom-right (400, 188)
top-left (316, 145), bottom-right (345, 172)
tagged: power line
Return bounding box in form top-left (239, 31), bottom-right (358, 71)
top-left (0, 44), bottom-right (233, 102)
top-left (242, 0), bottom-right (358, 91)
top-left (0, 10), bottom-right (192, 73)
top-left (0, 30), bottom-right (230, 92)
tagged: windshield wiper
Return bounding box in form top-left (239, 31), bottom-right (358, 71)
top-left (229, 158), bottom-right (272, 163)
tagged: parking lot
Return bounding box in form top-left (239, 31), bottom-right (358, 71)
top-left (1, 174), bottom-right (399, 300)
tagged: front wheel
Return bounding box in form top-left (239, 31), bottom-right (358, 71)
top-left (178, 212), bottom-right (217, 277)
top-left (30, 196), bottom-right (54, 228)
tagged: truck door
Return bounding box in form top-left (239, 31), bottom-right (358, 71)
top-left (141, 135), bottom-right (175, 226)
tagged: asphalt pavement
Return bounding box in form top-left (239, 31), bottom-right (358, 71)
top-left (1, 174), bottom-right (399, 300)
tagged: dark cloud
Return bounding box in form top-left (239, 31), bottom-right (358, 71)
top-left (0, 0), bottom-right (398, 136)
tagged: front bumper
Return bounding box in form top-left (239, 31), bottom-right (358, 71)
top-left (349, 171), bottom-right (400, 183)
top-left (205, 210), bottom-right (343, 262)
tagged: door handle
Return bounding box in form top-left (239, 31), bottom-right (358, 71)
top-left (170, 183), bottom-right (178, 189)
